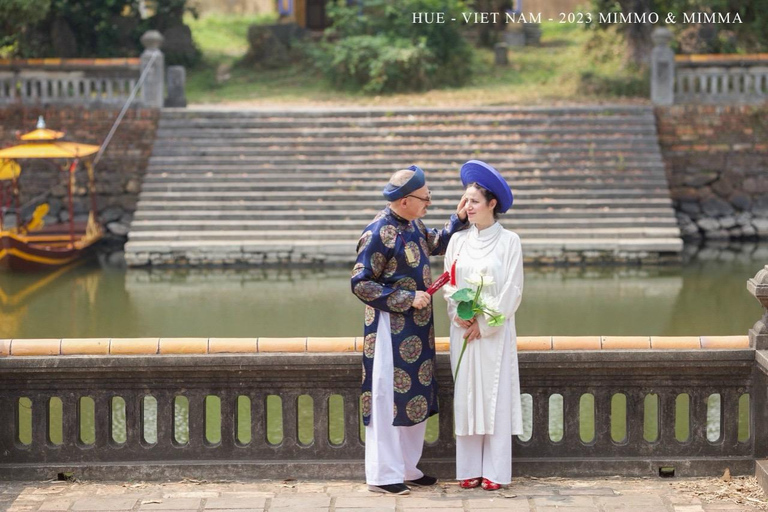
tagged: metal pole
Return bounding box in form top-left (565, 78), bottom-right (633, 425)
top-left (92, 50), bottom-right (159, 170)
top-left (12, 176), bottom-right (20, 230)
top-left (0, 182), bottom-right (4, 231)
top-left (67, 159), bottom-right (78, 248)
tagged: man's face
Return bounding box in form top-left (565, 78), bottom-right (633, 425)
top-left (401, 184), bottom-right (432, 220)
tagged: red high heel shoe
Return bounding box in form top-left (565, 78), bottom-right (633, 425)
top-left (459, 478), bottom-right (481, 489)
top-left (481, 478), bottom-right (501, 491)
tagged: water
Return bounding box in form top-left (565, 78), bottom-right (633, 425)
top-left (1, 243), bottom-right (765, 339)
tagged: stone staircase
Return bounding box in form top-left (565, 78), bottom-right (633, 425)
top-left (124, 106), bottom-right (683, 266)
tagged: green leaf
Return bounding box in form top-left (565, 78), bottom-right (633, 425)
top-left (457, 301), bottom-right (475, 320)
top-left (451, 288), bottom-right (474, 302)
top-left (487, 314), bottom-right (505, 327)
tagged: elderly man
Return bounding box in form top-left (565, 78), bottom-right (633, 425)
top-left (351, 165), bottom-right (468, 495)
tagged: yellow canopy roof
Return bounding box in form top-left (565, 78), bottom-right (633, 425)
top-left (20, 128), bottom-right (65, 141)
top-left (0, 159), bottom-right (20, 180)
top-left (0, 141), bottom-right (100, 159)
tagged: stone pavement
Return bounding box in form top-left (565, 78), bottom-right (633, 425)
top-left (1, 477), bottom-right (764, 512)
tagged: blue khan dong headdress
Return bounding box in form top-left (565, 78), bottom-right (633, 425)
top-left (382, 165), bottom-right (426, 201)
top-left (460, 160), bottom-right (513, 213)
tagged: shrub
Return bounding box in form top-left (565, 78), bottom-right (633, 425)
top-left (312, 0), bottom-right (474, 94)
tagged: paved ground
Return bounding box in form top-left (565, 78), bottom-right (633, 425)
top-left (1, 477), bottom-right (765, 512)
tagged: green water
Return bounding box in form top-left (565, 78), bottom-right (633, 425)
top-left (1, 244), bottom-right (765, 339)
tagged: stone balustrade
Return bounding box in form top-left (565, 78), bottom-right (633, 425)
top-left (675, 62), bottom-right (768, 104)
top-left (0, 31), bottom-right (180, 108)
top-left (651, 27), bottom-right (768, 105)
top-left (0, 58), bottom-right (141, 107)
top-left (0, 335), bottom-right (763, 482)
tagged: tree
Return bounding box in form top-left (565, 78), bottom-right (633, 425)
top-left (0, 0), bottom-right (51, 53)
top-left (589, 0), bottom-right (768, 66)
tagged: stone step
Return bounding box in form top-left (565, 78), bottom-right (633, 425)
top-left (150, 138), bottom-right (661, 149)
top-left (147, 154), bottom-right (665, 166)
top-left (137, 189), bottom-right (671, 201)
top-left (133, 207), bottom-right (677, 219)
top-left (142, 172), bottom-right (669, 184)
top-left (128, 218), bottom-right (679, 231)
top-left (134, 198), bottom-right (674, 210)
top-left (161, 105), bottom-right (654, 118)
top-left (144, 162), bottom-right (667, 174)
top-left (149, 145), bottom-right (662, 158)
top-left (152, 134), bottom-right (661, 146)
top-left (156, 114), bottom-right (657, 129)
top-left (155, 126), bottom-right (659, 139)
top-left (127, 227), bottom-right (681, 241)
top-left (139, 180), bottom-right (671, 192)
top-left (124, 236), bottom-right (684, 255)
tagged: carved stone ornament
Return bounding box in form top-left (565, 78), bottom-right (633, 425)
top-left (748, 264), bottom-right (768, 349)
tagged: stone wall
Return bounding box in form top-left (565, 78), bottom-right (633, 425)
top-left (0, 105), bottom-right (158, 241)
top-left (656, 105), bottom-right (768, 240)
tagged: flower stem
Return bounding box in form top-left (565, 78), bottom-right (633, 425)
top-left (453, 336), bottom-right (469, 382)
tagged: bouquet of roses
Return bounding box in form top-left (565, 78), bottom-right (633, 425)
top-left (449, 273), bottom-right (505, 381)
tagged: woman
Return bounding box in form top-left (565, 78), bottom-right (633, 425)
top-left (443, 160), bottom-right (524, 490)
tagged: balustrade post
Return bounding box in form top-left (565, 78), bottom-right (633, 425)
top-left (140, 30), bottom-right (165, 108)
top-left (651, 27), bottom-right (675, 105)
top-left (748, 265), bottom-right (768, 350)
top-left (748, 266), bottom-right (768, 463)
top-left (165, 66), bottom-right (187, 107)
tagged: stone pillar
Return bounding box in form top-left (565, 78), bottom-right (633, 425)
top-left (748, 265), bottom-right (768, 349)
top-left (165, 66), bottom-right (187, 107)
top-left (494, 43), bottom-right (509, 66)
top-left (140, 30), bottom-right (165, 108)
top-left (651, 27), bottom-right (675, 105)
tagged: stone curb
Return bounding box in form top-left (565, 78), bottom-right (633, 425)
top-left (0, 336), bottom-right (750, 356)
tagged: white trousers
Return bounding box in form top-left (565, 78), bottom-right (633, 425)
top-left (455, 329), bottom-right (513, 485)
top-left (455, 433), bottom-right (512, 484)
top-left (365, 312), bottom-right (427, 485)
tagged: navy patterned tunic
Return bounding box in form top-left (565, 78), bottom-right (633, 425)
top-left (352, 206), bottom-right (467, 427)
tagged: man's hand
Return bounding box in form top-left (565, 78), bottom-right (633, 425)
top-left (413, 290), bottom-right (431, 309)
top-left (456, 194), bottom-right (469, 222)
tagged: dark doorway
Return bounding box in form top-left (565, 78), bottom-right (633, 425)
top-left (306, 0), bottom-right (328, 29)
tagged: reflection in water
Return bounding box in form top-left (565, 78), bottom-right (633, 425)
top-left (0, 243), bottom-right (765, 339)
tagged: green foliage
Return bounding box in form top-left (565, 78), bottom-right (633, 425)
top-left (312, 0), bottom-right (474, 94)
top-left (0, 0), bottom-right (51, 54)
top-left (5, 0), bottom-right (200, 65)
top-left (588, 0), bottom-right (768, 57)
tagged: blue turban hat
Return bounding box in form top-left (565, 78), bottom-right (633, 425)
top-left (382, 165), bottom-right (425, 201)
top-left (460, 160), bottom-right (513, 213)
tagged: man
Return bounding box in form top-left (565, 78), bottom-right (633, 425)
top-left (351, 165), bottom-right (468, 495)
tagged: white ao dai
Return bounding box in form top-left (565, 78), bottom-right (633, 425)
top-left (444, 222), bottom-right (524, 436)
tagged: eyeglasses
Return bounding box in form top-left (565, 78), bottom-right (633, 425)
top-left (405, 192), bottom-right (432, 203)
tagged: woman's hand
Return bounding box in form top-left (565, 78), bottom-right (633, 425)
top-left (454, 315), bottom-right (473, 329)
top-left (463, 320), bottom-right (481, 342)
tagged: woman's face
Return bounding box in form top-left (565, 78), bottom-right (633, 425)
top-left (464, 186), bottom-right (496, 226)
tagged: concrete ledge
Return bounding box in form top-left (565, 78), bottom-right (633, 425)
top-left (757, 459), bottom-right (768, 496)
top-left (0, 336), bottom-right (752, 356)
top-left (0, 456), bottom-right (754, 481)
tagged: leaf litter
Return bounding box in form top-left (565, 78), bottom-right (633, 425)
top-left (671, 473), bottom-right (768, 510)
